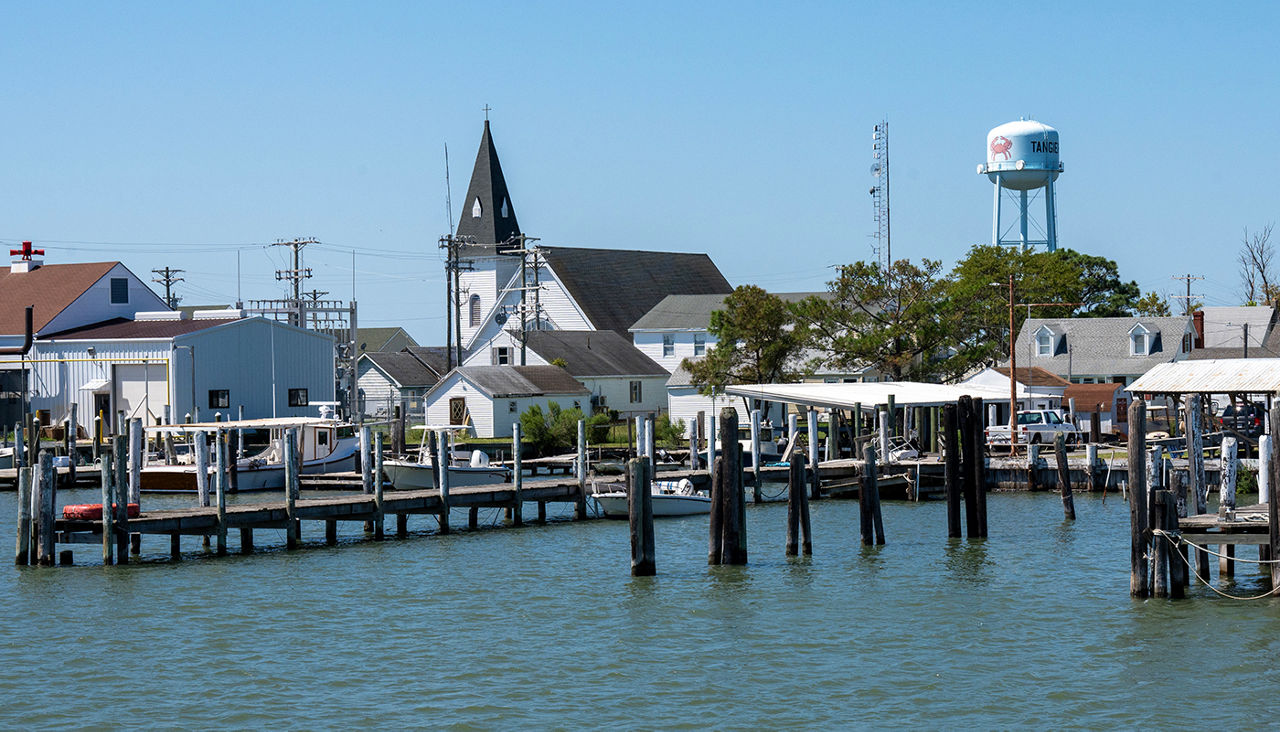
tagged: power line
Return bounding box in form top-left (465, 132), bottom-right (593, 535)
top-left (151, 266), bottom-right (184, 308)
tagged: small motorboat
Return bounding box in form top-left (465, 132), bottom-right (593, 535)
top-left (592, 478), bottom-right (711, 518)
top-left (383, 449), bottom-right (511, 490)
top-left (383, 422), bottom-right (511, 490)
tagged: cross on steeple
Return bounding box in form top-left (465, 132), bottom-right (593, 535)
top-left (482, 104), bottom-right (492, 120)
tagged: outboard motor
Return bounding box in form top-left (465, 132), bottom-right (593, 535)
top-left (469, 450), bottom-right (490, 467)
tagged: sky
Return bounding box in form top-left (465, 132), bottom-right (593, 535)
top-left (3, 1), bottom-right (1278, 343)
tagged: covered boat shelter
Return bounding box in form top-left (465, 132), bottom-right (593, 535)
top-left (724, 381), bottom-right (1019, 458)
top-left (1128, 358), bottom-right (1280, 452)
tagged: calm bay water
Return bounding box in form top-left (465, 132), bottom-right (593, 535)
top-left (2, 486), bottom-right (1280, 729)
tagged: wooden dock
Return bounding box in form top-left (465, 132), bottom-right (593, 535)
top-left (51, 477), bottom-right (607, 562)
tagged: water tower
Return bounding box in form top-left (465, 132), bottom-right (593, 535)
top-left (977, 119), bottom-right (1063, 251)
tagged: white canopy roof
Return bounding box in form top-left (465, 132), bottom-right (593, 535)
top-left (1128, 358), bottom-right (1280, 395)
top-left (724, 381), bottom-right (1016, 410)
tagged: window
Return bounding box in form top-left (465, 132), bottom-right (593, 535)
top-left (693, 333), bottom-right (706, 355)
top-left (208, 389), bottom-right (229, 409)
top-left (110, 278), bottom-right (129, 304)
top-left (500, 197), bottom-right (509, 218)
top-left (509, 401), bottom-right (517, 413)
top-left (469, 294), bottom-right (481, 327)
top-left (629, 380), bottom-right (642, 403)
top-left (662, 334), bottom-right (674, 357)
top-left (1130, 324), bottom-right (1151, 356)
top-left (492, 346), bottom-right (511, 365)
top-left (1036, 332), bottom-right (1052, 356)
top-left (472, 197), bottom-right (482, 218)
top-left (1182, 333), bottom-right (1192, 353)
top-left (288, 388), bottom-right (309, 407)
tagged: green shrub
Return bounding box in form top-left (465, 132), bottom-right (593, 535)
top-left (1237, 468), bottom-right (1258, 497)
top-left (520, 402), bottom-right (610, 457)
top-left (653, 413), bottom-right (686, 447)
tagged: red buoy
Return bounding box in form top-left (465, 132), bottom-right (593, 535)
top-left (61, 503), bottom-right (140, 520)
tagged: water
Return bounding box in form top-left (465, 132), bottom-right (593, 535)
top-left (2, 486), bottom-right (1280, 728)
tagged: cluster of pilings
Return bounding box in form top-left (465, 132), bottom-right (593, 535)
top-left (942, 396), bottom-right (989, 539)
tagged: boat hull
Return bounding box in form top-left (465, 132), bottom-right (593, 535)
top-left (383, 460), bottom-right (511, 490)
top-left (593, 492), bottom-right (712, 518)
top-left (141, 451), bottom-right (359, 493)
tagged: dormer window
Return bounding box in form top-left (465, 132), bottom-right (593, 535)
top-left (1130, 324), bottom-right (1152, 356)
top-left (1034, 325), bottom-right (1054, 356)
top-left (472, 197), bottom-right (482, 218)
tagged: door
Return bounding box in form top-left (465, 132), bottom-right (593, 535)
top-left (449, 397), bottom-right (467, 425)
top-left (114, 363), bottom-right (168, 422)
top-left (92, 393), bottom-right (111, 438)
top-left (0, 370), bottom-right (25, 429)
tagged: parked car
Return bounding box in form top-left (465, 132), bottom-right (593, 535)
top-left (986, 409), bottom-right (1082, 445)
top-left (1219, 402), bottom-right (1265, 438)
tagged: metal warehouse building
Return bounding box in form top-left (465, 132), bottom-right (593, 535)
top-left (5, 311), bottom-right (335, 431)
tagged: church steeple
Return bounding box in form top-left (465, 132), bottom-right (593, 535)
top-left (455, 120), bottom-right (521, 246)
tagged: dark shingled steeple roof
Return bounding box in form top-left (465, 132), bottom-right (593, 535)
top-left (455, 120), bottom-right (521, 247)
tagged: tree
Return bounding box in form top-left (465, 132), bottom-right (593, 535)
top-left (1239, 223), bottom-right (1276, 305)
top-left (519, 402), bottom-right (609, 456)
top-left (947, 245), bottom-right (1143, 370)
top-left (791, 258), bottom-right (972, 381)
top-left (1134, 291), bottom-right (1172, 317)
top-left (683, 285), bottom-right (804, 395)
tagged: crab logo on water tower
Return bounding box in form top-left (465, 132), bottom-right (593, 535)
top-left (976, 119), bottom-right (1063, 252)
top-left (989, 135), bottom-right (1013, 161)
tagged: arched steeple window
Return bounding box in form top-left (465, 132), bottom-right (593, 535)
top-left (472, 197), bottom-right (482, 218)
top-left (469, 294), bottom-right (481, 327)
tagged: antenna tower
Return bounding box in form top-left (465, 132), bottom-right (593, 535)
top-left (871, 120), bottom-right (891, 270)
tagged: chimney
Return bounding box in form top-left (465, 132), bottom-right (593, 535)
top-left (1192, 310), bottom-right (1204, 350)
top-left (9, 241), bottom-right (44, 273)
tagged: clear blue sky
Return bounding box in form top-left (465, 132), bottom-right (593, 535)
top-left (3, 1), bottom-right (1277, 343)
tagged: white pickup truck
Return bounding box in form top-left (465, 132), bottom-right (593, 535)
top-left (985, 410), bottom-right (1081, 445)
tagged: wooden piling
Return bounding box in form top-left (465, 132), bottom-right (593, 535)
top-left (628, 457), bottom-right (656, 576)
top-left (1090, 408), bottom-right (1101, 444)
top-left (1270, 403), bottom-right (1280, 587)
top-left (99, 455), bottom-right (113, 566)
top-left (215, 431), bottom-right (228, 556)
top-left (785, 453), bottom-right (811, 556)
top-left (468, 507), bottom-right (479, 530)
top-left (285, 428), bottom-right (299, 549)
top-left (438, 431), bottom-right (451, 534)
top-left (1026, 443), bottom-right (1041, 492)
top-left (396, 513), bottom-right (408, 538)
top-left (575, 419), bottom-right (588, 521)
top-left (688, 415), bottom-right (701, 472)
top-left (1151, 488), bottom-right (1170, 598)
top-left (943, 403), bottom-right (961, 538)
top-left (1055, 432), bottom-right (1075, 520)
top-left (1220, 436), bottom-right (1238, 577)
top-left (1127, 400), bottom-right (1150, 597)
top-left (113, 435), bottom-right (129, 562)
top-left (512, 422), bottom-right (524, 526)
top-left (537, 501), bottom-right (547, 523)
top-left (719, 409), bottom-right (747, 564)
top-left (972, 397), bottom-right (988, 538)
top-left (807, 407), bottom-right (820, 500)
top-left (325, 519), bottom-right (338, 545)
top-left (169, 532), bottom-right (182, 560)
top-left (360, 425), bottom-right (373, 533)
top-left (860, 445), bottom-right (880, 545)
top-left (1187, 395), bottom-right (1207, 515)
top-left (38, 452), bottom-right (55, 566)
top-left (374, 431), bottom-right (385, 540)
top-left (67, 403), bottom-right (78, 485)
top-left (1086, 443), bottom-right (1100, 492)
top-left (238, 529), bottom-right (252, 555)
top-left (128, 418), bottom-right (142, 555)
top-left (957, 396), bottom-right (980, 538)
top-left (1164, 491), bottom-right (1186, 598)
top-left (391, 405), bottom-right (404, 455)
top-left (14, 466), bottom-right (31, 565)
top-left (750, 408), bottom-right (762, 498)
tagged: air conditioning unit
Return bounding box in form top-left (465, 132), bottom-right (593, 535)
top-left (591, 394), bottom-right (607, 408)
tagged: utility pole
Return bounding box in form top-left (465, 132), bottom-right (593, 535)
top-left (151, 267), bottom-right (184, 309)
top-left (439, 234), bottom-right (476, 370)
top-left (500, 234), bottom-right (542, 366)
top-left (272, 237), bottom-right (317, 327)
top-left (1170, 273), bottom-right (1205, 316)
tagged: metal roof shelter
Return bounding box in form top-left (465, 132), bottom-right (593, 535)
top-left (1127, 358), bottom-right (1280, 396)
top-left (725, 381), bottom-right (1017, 410)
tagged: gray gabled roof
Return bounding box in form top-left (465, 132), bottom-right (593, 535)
top-left (1199, 306), bottom-right (1276, 349)
top-left (540, 246), bottom-right (732, 337)
top-left (403, 346), bottom-right (450, 376)
top-left (629, 291), bottom-right (829, 331)
top-left (1013, 316), bottom-right (1192, 377)
top-left (524, 330), bottom-right (667, 377)
top-left (360, 351), bottom-right (442, 388)
top-left (452, 365), bottom-right (590, 399)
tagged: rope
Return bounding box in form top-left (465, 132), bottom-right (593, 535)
top-left (1152, 528), bottom-right (1280, 601)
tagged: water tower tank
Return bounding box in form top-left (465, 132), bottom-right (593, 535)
top-left (980, 120), bottom-right (1061, 191)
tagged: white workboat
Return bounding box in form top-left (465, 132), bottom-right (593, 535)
top-left (592, 478), bottom-right (711, 518)
top-left (140, 416), bottom-right (360, 493)
top-left (383, 422), bottom-right (511, 490)
top-left (383, 452), bottom-right (511, 489)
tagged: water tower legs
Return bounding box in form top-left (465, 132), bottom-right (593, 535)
top-left (1020, 190), bottom-right (1030, 249)
top-left (992, 181), bottom-right (1002, 246)
top-left (1044, 178), bottom-right (1057, 252)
